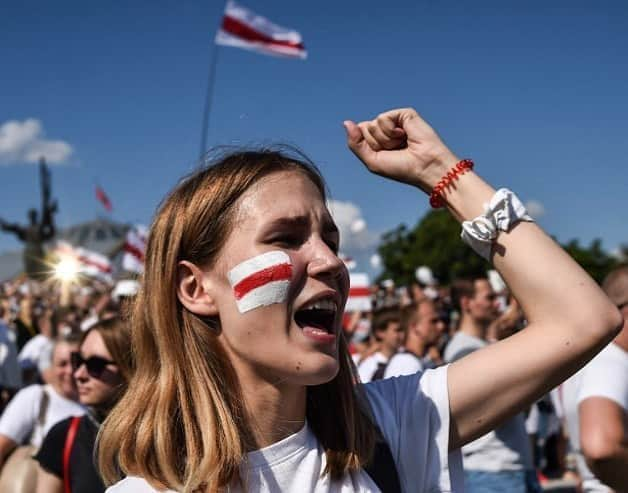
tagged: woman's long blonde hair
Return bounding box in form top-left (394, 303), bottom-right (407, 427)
top-left (98, 149), bottom-right (376, 492)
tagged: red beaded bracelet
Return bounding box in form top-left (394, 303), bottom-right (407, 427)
top-left (429, 159), bottom-right (474, 208)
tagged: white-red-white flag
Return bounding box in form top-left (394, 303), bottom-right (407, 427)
top-left (345, 272), bottom-right (372, 313)
top-left (122, 225), bottom-right (148, 274)
top-left (339, 253), bottom-right (357, 271)
top-left (215, 1), bottom-right (307, 59)
top-left (95, 186), bottom-right (113, 212)
top-left (56, 241), bottom-right (113, 282)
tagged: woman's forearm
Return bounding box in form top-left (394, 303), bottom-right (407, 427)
top-left (444, 172), bottom-right (621, 447)
top-left (344, 108), bottom-right (621, 449)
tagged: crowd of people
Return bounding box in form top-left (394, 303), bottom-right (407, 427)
top-left (0, 266), bottom-right (625, 492)
top-left (0, 107), bottom-right (625, 492)
top-left (0, 277), bottom-right (133, 492)
top-left (347, 267), bottom-right (628, 493)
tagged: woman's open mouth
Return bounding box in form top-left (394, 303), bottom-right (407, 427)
top-left (294, 297), bottom-right (338, 344)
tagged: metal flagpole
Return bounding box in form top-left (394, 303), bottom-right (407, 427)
top-left (199, 1), bottom-right (229, 161)
top-left (198, 45), bottom-right (221, 161)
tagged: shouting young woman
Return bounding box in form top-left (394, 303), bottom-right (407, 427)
top-left (99, 108), bottom-right (620, 492)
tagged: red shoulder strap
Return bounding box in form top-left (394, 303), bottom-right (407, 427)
top-left (63, 416), bottom-right (82, 493)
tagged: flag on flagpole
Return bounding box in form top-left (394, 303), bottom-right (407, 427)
top-left (215, 1), bottom-right (307, 59)
top-left (95, 186), bottom-right (112, 212)
top-left (122, 225), bottom-right (148, 274)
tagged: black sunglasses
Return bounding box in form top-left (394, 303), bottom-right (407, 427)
top-left (70, 352), bottom-right (116, 378)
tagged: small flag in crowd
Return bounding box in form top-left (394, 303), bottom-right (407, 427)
top-left (95, 186), bottom-right (112, 212)
top-left (346, 272), bottom-right (372, 312)
top-left (122, 225), bottom-right (148, 274)
top-left (215, 0), bottom-right (307, 59)
top-left (56, 241), bottom-right (113, 282)
top-left (339, 253), bottom-right (356, 271)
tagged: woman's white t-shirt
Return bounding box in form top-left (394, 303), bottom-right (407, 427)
top-left (107, 366), bottom-right (463, 492)
top-left (0, 383), bottom-right (85, 448)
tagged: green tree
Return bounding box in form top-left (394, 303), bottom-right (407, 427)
top-left (377, 210), bottom-right (489, 285)
top-left (562, 238), bottom-right (618, 284)
top-left (378, 211), bottom-right (620, 286)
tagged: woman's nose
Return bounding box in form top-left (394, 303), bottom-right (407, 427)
top-left (306, 240), bottom-right (346, 279)
top-left (73, 363), bottom-right (87, 380)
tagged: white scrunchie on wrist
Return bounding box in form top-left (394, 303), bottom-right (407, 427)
top-left (460, 188), bottom-right (533, 260)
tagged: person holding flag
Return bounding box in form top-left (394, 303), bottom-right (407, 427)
top-left (98, 108), bottom-right (620, 492)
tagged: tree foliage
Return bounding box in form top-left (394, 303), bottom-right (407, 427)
top-left (562, 238), bottom-right (619, 284)
top-left (377, 210), bottom-right (621, 286)
top-left (377, 210), bottom-right (489, 285)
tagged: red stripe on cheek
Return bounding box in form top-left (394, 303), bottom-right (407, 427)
top-left (233, 263), bottom-right (293, 300)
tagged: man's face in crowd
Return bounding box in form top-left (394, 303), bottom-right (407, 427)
top-left (416, 301), bottom-right (445, 345)
top-left (469, 279), bottom-right (499, 325)
top-left (379, 321), bottom-right (405, 353)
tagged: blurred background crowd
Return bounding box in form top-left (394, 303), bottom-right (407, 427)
top-left (345, 263), bottom-right (628, 493)
top-left (0, 274), bottom-right (135, 492)
top-left (0, 257), bottom-right (626, 492)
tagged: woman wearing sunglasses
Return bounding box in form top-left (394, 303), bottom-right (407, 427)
top-left (0, 334), bottom-right (84, 487)
top-left (34, 317), bottom-right (133, 493)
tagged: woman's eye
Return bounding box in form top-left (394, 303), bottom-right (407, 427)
top-left (271, 236), bottom-right (301, 248)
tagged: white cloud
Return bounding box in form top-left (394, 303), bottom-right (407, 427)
top-left (370, 253), bottom-right (382, 269)
top-left (350, 218), bottom-right (366, 234)
top-left (0, 118), bottom-right (73, 164)
top-left (525, 200), bottom-right (545, 218)
top-left (327, 199), bottom-right (379, 253)
top-left (610, 246), bottom-right (627, 261)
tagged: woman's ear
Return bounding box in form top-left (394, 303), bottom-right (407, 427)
top-left (176, 260), bottom-right (219, 316)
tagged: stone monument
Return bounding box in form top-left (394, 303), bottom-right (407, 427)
top-left (0, 158), bottom-right (58, 280)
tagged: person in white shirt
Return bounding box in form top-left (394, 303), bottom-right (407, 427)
top-left (385, 299), bottom-right (446, 378)
top-left (444, 277), bottom-right (536, 493)
top-left (0, 335), bottom-right (85, 469)
top-left (18, 334), bottom-right (53, 377)
top-left (97, 108), bottom-right (620, 493)
top-left (346, 311), bottom-right (374, 366)
top-left (0, 319), bottom-right (21, 409)
top-left (18, 307), bottom-right (56, 386)
top-left (358, 311), bottom-right (405, 383)
top-left (562, 266), bottom-right (628, 492)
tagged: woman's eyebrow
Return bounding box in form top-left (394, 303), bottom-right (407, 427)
top-left (265, 216), bottom-right (310, 230)
top-left (262, 215), bottom-right (338, 236)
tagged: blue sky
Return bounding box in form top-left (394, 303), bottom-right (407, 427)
top-left (1, 0), bottom-right (627, 275)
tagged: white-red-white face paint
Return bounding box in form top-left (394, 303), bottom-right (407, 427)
top-left (227, 251), bottom-right (293, 313)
